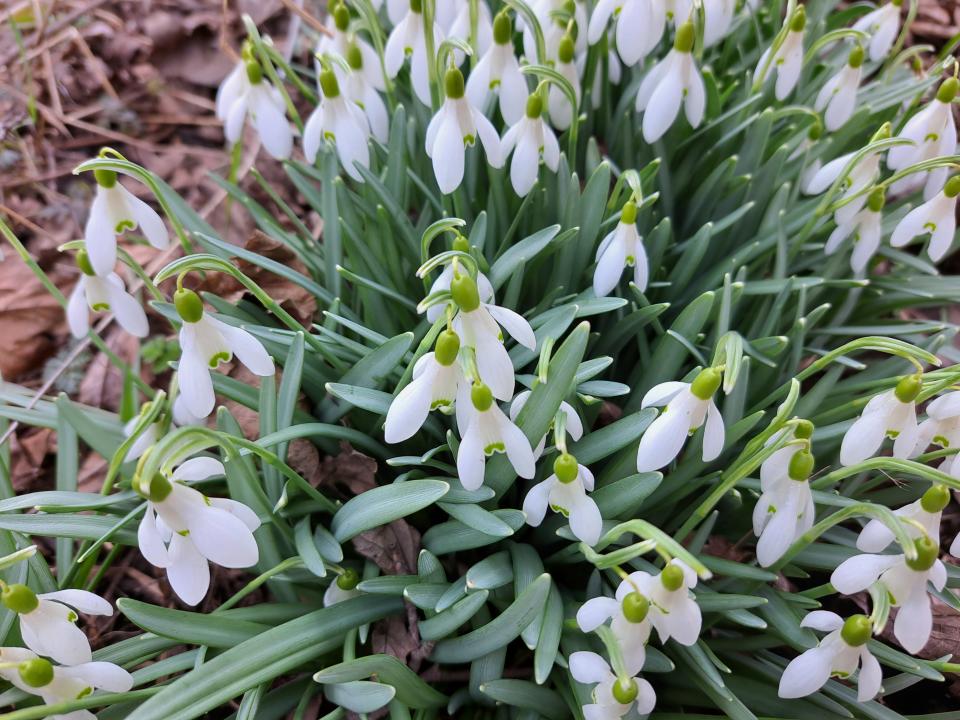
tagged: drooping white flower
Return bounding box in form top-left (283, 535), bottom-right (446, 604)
top-left (0, 585), bottom-right (112, 666)
top-left (887, 79), bottom-right (958, 200)
top-left (912, 393), bottom-right (960, 494)
top-left (456, 383), bottom-right (535, 491)
top-left (449, 273), bottom-right (536, 400)
top-left (500, 94), bottom-right (561, 196)
top-left (803, 144), bottom-right (883, 227)
top-left (593, 200), bottom-right (649, 297)
top-left (384, 330), bottom-right (466, 443)
top-left (890, 175), bottom-right (960, 263)
top-left (778, 612), bottom-right (882, 701)
top-left (701, 0), bottom-right (736, 47)
top-left (814, 45), bottom-right (864, 132)
top-left (324, 569), bottom-right (361, 606)
top-left (856, 484), bottom-right (948, 553)
top-left (510, 389), bottom-right (582, 458)
top-left (636, 22), bottom-right (705, 143)
top-left (587, 0), bottom-right (666, 66)
top-left (754, 7), bottom-right (806, 100)
top-left (426, 67), bottom-right (503, 194)
top-left (636, 368), bottom-right (725, 472)
top-left (569, 651), bottom-right (657, 720)
top-left (548, 36), bottom-right (582, 132)
top-left (0, 647), bottom-right (133, 718)
top-left (824, 188), bottom-right (884, 273)
top-left (304, 67), bottom-right (371, 182)
top-left (67, 251), bottom-right (148, 339)
top-left (852, 0), bottom-right (902, 62)
top-left (753, 444), bottom-right (816, 567)
top-left (831, 536), bottom-right (946, 654)
top-left (137, 456), bottom-right (261, 606)
top-left (466, 12), bottom-right (528, 125)
top-left (83, 169), bottom-right (169, 276)
top-left (522, 0), bottom-right (589, 63)
top-left (523, 452), bottom-right (601, 545)
top-left (839, 375), bottom-right (921, 466)
top-left (216, 57), bottom-right (292, 160)
top-left (577, 577), bottom-right (654, 674)
top-left (384, 0), bottom-right (443, 106)
top-left (425, 263), bottom-right (495, 323)
top-left (618, 561), bottom-right (702, 645)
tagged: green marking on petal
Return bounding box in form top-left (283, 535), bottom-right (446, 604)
top-left (115, 219), bottom-right (136, 233)
top-left (208, 351), bottom-right (231, 368)
top-left (483, 441), bottom-right (505, 455)
top-left (91, 303), bottom-right (110, 312)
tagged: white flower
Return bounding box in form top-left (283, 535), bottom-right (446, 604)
top-left (137, 457), bottom-right (261, 606)
top-left (500, 94), bottom-right (561, 196)
top-left (449, 273), bottom-right (536, 401)
top-left (620, 560), bottom-right (702, 645)
top-left (425, 264), bottom-right (495, 323)
top-left (636, 22), bottom-right (705, 143)
top-left (510, 390), bottom-right (582, 458)
top-left (1, 585), bottom-right (112, 666)
top-left (569, 651), bottom-right (657, 720)
top-left (426, 68), bottom-right (503, 194)
top-left (803, 145), bottom-right (883, 228)
top-left (814, 46), bottom-right (864, 132)
top-left (856, 484), bottom-right (948, 553)
top-left (67, 254), bottom-right (148, 339)
top-left (172, 388), bottom-right (206, 427)
top-left (754, 8), bottom-right (805, 100)
top-left (593, 201), bottom-right (649, 297)
top-left (456, 383), bottom-right (534, 490)
top-left (466, 14), bottom-right (528, 125)
top-left (324, 569), bottom-right (361, 606)
top-left (636, 369), bottom-right (725, 472)
top-left (831, 536), bottom-right (946, 654)
top-left (174, 289), bottom-right (275, 420)
top-left (887, 79), bottom-right (958, 200)
top-left (852, 1), bottom-right (902, 62)
top-left (839, 376), bottom-right (920, 466)
top-left (588, 0), bottom-right (666, 66)
top-left (548, 37), bottom-right (582, 131)
top-left (890, 176), bottom-right (960, 263)
top-left (824, 188), bottom-right (884, 273)
top-left (216, 59), bottom-right (292, 160)
top-left (701, 0), bottom-right (736, 47)
top-left (753, 444), bottom-right (816, 567)
top-left (304, 67), bottom-right (371, 182)
top-left (448, 0), bottom-right (494, 59)
top-left (778, 612), bottom-right (882, 701)
top-left (0, 647), bottom-right (133, 718)
top-left (384, 0), bottom-right (443, 106)
top-left (523, 453), bottom-right (601, 545)
top-left (83, 169), bottom-right (169, 277)
top-left (913, 393), bottom-right (960, 490)
top-left (577, 577), bottom-right (654, 674)
top-left (523, 0), bottom-right (588, 62)
top-left (384, 330), bottom-right (466, 443)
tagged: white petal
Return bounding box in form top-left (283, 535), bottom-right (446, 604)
top-left (568, 493), bottom-right (603, 545)
top-left (593, 231), bottom-right (628, 297)
top-left (24, 611), bottom-right (92, 665)
top-left (178, 336), bottom-right (216, 419)
top-left (106, 282), bottom-right (149, 337)
top-left (185, 505), bottom-right (259, 568)
top-left (778, 647), bottom-right (833, 698)
top-left (123, 188), bottom-right (169, 249)
top-left (522, 479), bottom-right (552, 526)
top-left (457, 423), bottom-right (486, 491)
top-left (857, 518), bottom-right (896, 553)
top-left (510, 133), bottom-right (540, 196)
top-left (701, 401), bottom-right (725, 461)
top-left (500, 413), bottom-right (535, 478)
top-left (67, 281), bottom-right (89, 339)
top-left (890, 204), bottom-right (930, 248)
top-left (486, 304), bottom-right (536, 349)
top-left (894, 587), bottom-right (932, 654)
top-left (840, 406), bottom-right (891, 466)
top-left (636, 404), bottom-right (691, 472)
top-left (643, 67), bottom-right (683, 142)
top-left (167, 534), bottom-right (211, 606)
top-left (641, 381), bottom-right (689, 408)
top-left (84, 192), bottom-right (117, 276)
top-left (172, 457), bottom-right (226, 481)
top-left (39, 590), bottom-right (112, 616)
top-left (384, 368), bottom-right (436, 443)
top-left (138, 506), bottom-right (170, 568)
top-left (800, 610), bottom-right (843, 632)
top-left (831, 554), bottom-right (898, 595)
top-left (252, 90), bottom-right (293, 160)
top-left (67, 662), bottom-right (134, 693)
top-left (434, 115), bottom-right (466, 194)
top-left (208, 318), bottom-right (275, 377)
top-left (576, 596), bottom-right (619, 632)
top-left (209, 497), bottom-right (261, 531)
top-left (569, 651), bottom-right (612, 684)
top-left (857, 649), bottom-right (882, 701)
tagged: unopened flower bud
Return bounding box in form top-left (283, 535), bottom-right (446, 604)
top-left (553, 453), bottom-right (579, 483)
top-left (840, 614), bottom-right (872, 646)
top-left (870, 122), bottom-right (891, 142)
top-left (1, 583), bottom-right (38, 614)
top-left (174, 288), bottom-right (204, 324)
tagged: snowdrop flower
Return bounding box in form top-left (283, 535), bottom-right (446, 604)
top-left (913, 393), bottom-right (960, 490)
top-left (174, 287), bottom-right (275, 421)
top-left (304, 67), bottom-right (371, 182)
top-left (324, 569), bottom-right (361, 606)
top-left (341, 44), bottom-right (390, 144)
top-left (0, 648), bottom-right (133, 717)
top-left (778, 613), bottom-right (882, 701)
top-left (0, 584), bottom-right (112, 666)
top-left (384, 330), bottom-right (465, 443)
top-left (569, 651), bottom-right (657, 720)
top-left (450, 272), bottom-right (536, 400)
top-left (384, 0), bottom-right (443, 106)
top-left (832, 535), bottom-right (946, 654)
top-left (500, 94), bottom-right (561, 196)
top-left (824, 187), bottom-right (884, 273)
top-left (887, 79), bottom-right (958, 200)
top-left (67, 250), bottom-right (148, 339)
top-left (426, 67), bottom-right (502, 194)
top-left (636, 22), bottom-right (705, 143)
top-left (701, 0), bottom-right (736, 47)
top-left (593, 200), bottom-right (649, 297)
top-left (510, 389), bottom-right (582, 458)
top-left (804, 148), bottom-right (883, 227)
top-left (425, 260), bottom-right (495, 323)
top-left (754, 446), bottom-right (816, 567)
top-left (216, 56), bottom-right (292, 160)
top-left (523, 0), bottom-right (589, 62)
top-left (466, 12), bottom-right (528, 125)
top-left (523, 452), bottom-right (602, 545)
top-left (83, 169), bottom-right (169, 277)
top-left (636, 368), bottom-right (725, 472)
top-left (754, 7), bottom-right (805, 100)
top-left (619, 560), bottom-right (702, 645)
top-left (857, 484), bottom-right (949, 553)
top-left (548, 35), bottom-right (581, 132)
top-left (890, 175), bottom-right (960, 263)
top-left (456, 382), bottom-right (535, 491)
top-left (137, 456), bottom-right (261, 606)
top-left (815, 45), bottom-right (864, 132)
top-left (588, 0), bottom-right (666, 65)
top-left (840, 374), bottom-right (921, 466)
top-left (852, 0), bottom-right (902, 62)
top-left (577, 577), bottom-right (654, 674)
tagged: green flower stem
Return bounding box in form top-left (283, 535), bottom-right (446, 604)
top-left (424, 0), bottom-right (441, 112)
top-left (103, 391), bottom-right (167, 496)
top-left (810, 457), bottom-right (960, 492)
top-left (216, 556), bottom-right (305, 613)
top-left (802, 28), bottom-right (868, 65)
top-left (592, 520), bottom-right (712, 579)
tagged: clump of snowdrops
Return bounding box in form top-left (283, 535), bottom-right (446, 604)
top-left (1, 0), bottom-right (960, 717)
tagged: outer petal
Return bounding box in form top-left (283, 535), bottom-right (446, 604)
top-left (593, 231), bottom-right (628, 297)
top-left (500, 414), bottom-right (536, 479)
top-left (890, 204), bottom-right (930, 248)
top-left (253, 91), bottom-right (293, 160)
top-left (209, 497), bottom-right (261, 531)
top-left (569, 651), bottom-right (613, 684)
top-left (643, 68), bottom-right (683, 142)
top-left (384, 369), bottom-right (435, 443)
top-left (800, 610), bottom-right (844, 632)
top-left (67, 281), bottom-right (89, 339)
top-left (106, 282), bottom-right (149, 337)
top-left (26, 610), bottom-right (92, 665)
top-left (177, 340), bottom-right (216, 419)
top-left (172, 457), bottom-right (226, 481)
top-left (138, 507), bottom-right (171, 568)
top-left (84, 192), bottom-right (117, 276)
top-left (636, 406), bottom-right (691, 472)
top-left (457, 423), bottom-right (486, 491)
top-left (39, 590), bottom-right (112, 616)
top-left (778, 647), bottom-right (833, 698)
top-left (486, 304), bottom-right (536, 349)
top-left (839, 408), bottom-right (891, 466)
top-left (123, 189), bottom-right (169, 249)
top-left (568, 493), bottom-right (603, 545)
top-left (522, 479), bottom-right (552, 526)
top-left (576, 596), bottom-right (619, 632)
top-left (186, 506), bottom-right (259, 568)
top-left (857, 518), bottom-right (896, 553)
top-left (207, 318), bottom-right (275, 377)
top-left (830, 554), bottom-right (898, 595)
top-left (434, 115), bottom-right (466, 194)
top-left (858, 649), bottom-right (882, 701)
top-left (701, 401), bottom-right (725, 461)
top-left (166, 534), bottom-right (211, 606)
top-left (894, 587), bottom-right (932, 654)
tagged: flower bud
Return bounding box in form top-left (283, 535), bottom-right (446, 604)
top-left (320, 69), bottom-right (341, 98)
top-left (76, 249), bottom-right (97, 276)
top-left (660, 563), bottom-right (684, 591)
top-left (674, 21), bottom-right (695, 53)
top-left (93, 168), bottom-right (117, 188)
top-left (894, 374), bottom-right (922, 403)
top-left (1, 583), bottom-right (38, 614)
top-left (905, 535), bottom-right (939, 571)
top-left (493, 11), bottom-right (513, 45)
top-left (621, 592), bottom-right (649, 623)
top-left (789, 6), bottom-right (806, 32)
top-left (333, 3), bottom-right (350, 31)
top-left (525, 93), bottom-right (544, 119)
top-left (174, 288), bottom-right (204, 324)
top-left (840, 614), bottom-right (872, 646)
top-left (866, 187), bottom-right (885, 213)
top-left (337, 568), bottom-right (360, 590)
top-left (558, 34), bottom-right (575, 63)
top-left (471, 383), bottom-right (494, 411)
top-left (435, 330), bottom-right (461, 366)
top-left (245, 60), bottom-right (263, 85)
top-left (788, 450), bottom-right (814, 481)
top-left (346, 44), bottom-right (364, 70)
top-left (793, 419), bottom-right (814, 440)
top-left (690, 367), bottom-right (722, 400)
top-left (848, 44), bottom-right (864, 69)
top-left (621, 200), bottom-right (638, 225)
top-left (937, 77), bottom-right (958, 104)
top-left (944, 175), bottom-right (960, 199)
top-left (921, 484), bottom-right (951, 513)
top-left (612, 677), bottom-right (639, 704)
top-left (553, 453), bottom-right (579, 483)
top-left (18, 659), bottom-right (53, 688)
top-left (445, 67), bottom-right (465, 100)
top-left (450, 273), bottom-right (481, 312)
